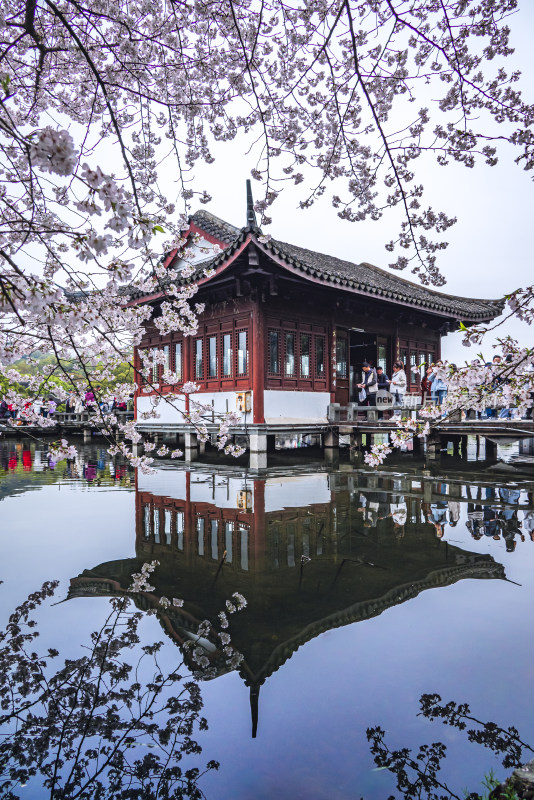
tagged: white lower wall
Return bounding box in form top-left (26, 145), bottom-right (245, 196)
top-left (137, 389), bottom-right (329, 424)
top-left (265, 473), bottom-right (330, 511)
top-left (137, 468), bottom-right (331, 511)
top-left (136, 391), bottom-right (252, 425)
top-left (138, 469), bottom-right (253, 510)
top-left (264, 390), bottom-right (330, 423)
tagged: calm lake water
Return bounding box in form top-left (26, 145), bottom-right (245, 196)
top-left (1, 436), bottom-right (534, 799)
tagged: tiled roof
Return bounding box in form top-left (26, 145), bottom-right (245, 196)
top-left (189, 210), bottom-right (241, 245)
top-left (133, 210), bottom-right (505, 322)
top-left (264, 238), bottom-right (505, 321)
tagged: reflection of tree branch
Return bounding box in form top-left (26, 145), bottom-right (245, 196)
top-left (419, 693), bottom-right (534, 769)
top-left (367, 724), bottom-right (464, 800)
top-left (0, 583), bottom-right (219, 798)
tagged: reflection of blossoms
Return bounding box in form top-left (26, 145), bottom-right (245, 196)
top-left (232, 592), bottom-right (247, 610)
top-left (129, 560), bottom-right (160, 593)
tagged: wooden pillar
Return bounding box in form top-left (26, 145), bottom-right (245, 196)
top-left (184, 472), bottom-right (195, 566)
top-left (252, 301), bottom-right (265, 424)
top-left (249, 431), bottom-right (267, 452)
top-left (485, 438), bottom-right (497, 460)
top-left (133, 347), bottom-right (141, 420)
top-left (324, 429), bottom-right (339, 449)
top-left (349, 431), bottom-right (362, 451)
top-left (183, 336), bottom-right (192, 414)
top-left (250, 450), bottom-right (267, 470)
top-left (184, 430), bottom-right (198, 461)
top-left (252, 480), bottom-right (266, 571)
top-left (426, 431), bottom-right (441, 461)
top-left (249, 430), bottom-right (267, 469)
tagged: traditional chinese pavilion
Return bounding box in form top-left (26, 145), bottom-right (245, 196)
top-left (130, 184), bottom-right (503, 427)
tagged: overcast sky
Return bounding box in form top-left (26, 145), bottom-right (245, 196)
top-left (182, 4), bottom-right (534, 365)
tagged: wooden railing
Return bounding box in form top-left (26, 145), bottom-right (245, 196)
top-left (0, 411), bottom-right (132, 429)
top-left (328, 397), bottom-right (421, 423)
top-left (52, 411), bottom-right (132, 424)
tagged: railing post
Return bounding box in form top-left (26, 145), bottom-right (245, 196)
top-left (328, 403), bottom-right (341, 423)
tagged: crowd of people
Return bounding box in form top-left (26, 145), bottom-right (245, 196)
top-left (355, 354), bottom-right (533, 420)
top-left (356, 482), bottom-right (533, 551)
top-left (0, 391), bottom-right (135, 423)
top-left (0, 441), bottom-right (133, 484)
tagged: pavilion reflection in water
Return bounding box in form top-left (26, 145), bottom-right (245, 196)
top-left (69, 465), bottom-right (506, 737)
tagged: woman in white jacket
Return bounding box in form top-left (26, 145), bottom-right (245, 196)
top-left (389, 361), bottom-right (407, 410)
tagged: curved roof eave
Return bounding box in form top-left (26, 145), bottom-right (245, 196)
top-left (126, 228), bottom-right (505, 323)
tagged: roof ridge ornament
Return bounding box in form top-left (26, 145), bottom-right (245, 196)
top-left (246, 179), bottom-right (257, 228)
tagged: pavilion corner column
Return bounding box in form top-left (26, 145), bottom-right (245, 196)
top-left (252, 302), bottom-right (265, 424)
top-left (183, 336), bottom-right (192, 414)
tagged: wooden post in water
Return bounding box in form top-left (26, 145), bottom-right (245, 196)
top-left (485, 438), bottom-right (497, 460)
top-left (426, 431), bottom-right (441, 461)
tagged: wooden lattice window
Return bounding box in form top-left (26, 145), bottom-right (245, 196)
top-left (194, 338), bottom-right (204, 379)
top-left (222, 333), bottom-right (233, 377)
top-left (174, 341), bottom-right (183, 382)
top-left (237, 329), bottom-right (248, 376)
top-left (315, 336), bottom-right (325, 379)
top-left (268, 329), bottom-right (280, 375)
top-left (300, 333), bottom-right (311, 378)
top-left (284, 331), bottom-right (296, 377)
top-left (207, 335), bottom-right (218, 378)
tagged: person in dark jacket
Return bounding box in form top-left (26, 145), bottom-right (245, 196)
top-left (376, 366), bottom-right (389, 391)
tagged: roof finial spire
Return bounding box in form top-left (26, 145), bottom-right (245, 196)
top-left (250, 684), bottom-right (260, 738)
top-left (246, 179), bottom-right (257, 228)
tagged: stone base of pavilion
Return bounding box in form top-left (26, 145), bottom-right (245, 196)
top-left (134, 421), bottom-right (335, 469)
top-left (133, 416), bottom-right (534, 472)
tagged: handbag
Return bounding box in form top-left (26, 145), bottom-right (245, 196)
top-left (358, 388), bottom-right (367, 404)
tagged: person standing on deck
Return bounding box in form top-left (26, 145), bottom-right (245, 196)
top-left (376, 366), bottom-right (389, 391)
top-left (388, 361), bottom-right (407, 412)
top-left (430, 361), bottom-right (448, 406)
top-left (421, 366), bottom-right (433, 405)
top-left (356, 361), bottom-right (378, 407)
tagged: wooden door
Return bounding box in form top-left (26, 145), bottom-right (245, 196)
top-left (334, 329), bottom-right (349, 405)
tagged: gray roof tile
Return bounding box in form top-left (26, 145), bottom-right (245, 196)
top-left (133, 210), bottom-right (504, 322)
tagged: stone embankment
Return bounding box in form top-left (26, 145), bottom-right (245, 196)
top-left (490, 760), bottom-right (534, 799)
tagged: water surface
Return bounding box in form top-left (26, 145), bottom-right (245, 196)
top-left (1, 437), bottom-right (533, 799)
